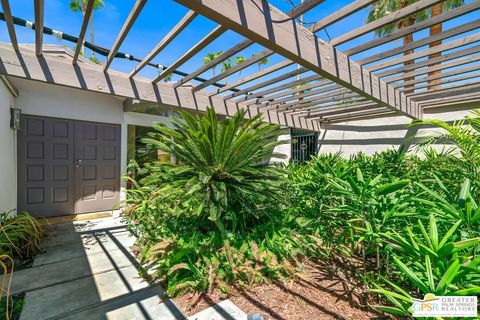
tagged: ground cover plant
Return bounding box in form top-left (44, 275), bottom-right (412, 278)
top-left (125, 108), bottom-right (480, 318)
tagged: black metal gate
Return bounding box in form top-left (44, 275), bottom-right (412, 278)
top-left (291, 129), bottom-right (318, 163)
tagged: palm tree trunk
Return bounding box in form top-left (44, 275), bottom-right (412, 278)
top-left (89, 13), bottom-right (95, 59)
top-left (402, 17), bottom-right (416, 95)
top-left (427, 3), bottom-right (443, 90)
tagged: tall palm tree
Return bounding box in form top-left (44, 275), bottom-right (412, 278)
top-left (203, 51), bottom-right (223, 77)
top-left (221, 59), bottom-right (233, 85)
top-left (367, 0), bottom-right (464, 92)
top-left (257, 56), bottom-right (270, 73)
top-left (234, 56), bottom-right (246, 78)
top-left (70, 0), bottom-right (105, 59)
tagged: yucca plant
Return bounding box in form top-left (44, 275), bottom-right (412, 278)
top-left (140, 107), bottom-right (287, 236)
top-left (372, 214), bottom-right (480, 317)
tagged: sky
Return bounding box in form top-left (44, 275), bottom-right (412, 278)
top-left (0, 0), bottom-right (478, 95)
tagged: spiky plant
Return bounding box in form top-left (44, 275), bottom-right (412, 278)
top-left (141, 107), bottom-right (287, 236)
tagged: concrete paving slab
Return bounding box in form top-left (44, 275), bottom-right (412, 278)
top-left (61, 287), bottom-right (186, 320)
top-left (33, 230), bottom-right (135, 267)
top-left (188, 300), bottom-right (248, 320)
top-left (20, 265), bottom-right (152, 320)
top-left (50, 217), bottom-right (126, 234)
top-left (11, 244), bottom-right (136, 295)
top-left (42, 225), bottom-right (128, 249)
top-left (17, 216), bottom-right (189, 320)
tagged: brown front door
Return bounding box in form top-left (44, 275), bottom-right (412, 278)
top-left (18, 116), bottom-right (121, 218)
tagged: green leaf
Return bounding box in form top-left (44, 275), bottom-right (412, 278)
top-left (452, 237), bottom-right (480, 252)
top-left (394, 258), bottom-right (430, 294)
top-left (436, 259), bottom-right (461, 294)
top-left (458, 178), bottom-right (471, 207)
top-left (372, 305), bottom-right (408, 316)
top-left (376, 180), bottom-right (409, 196)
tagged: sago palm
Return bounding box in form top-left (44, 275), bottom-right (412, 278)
top-left (141, 107), bottom-right (287, 236)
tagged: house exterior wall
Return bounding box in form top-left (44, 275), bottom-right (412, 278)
top-left (3, 78), bottom-right (171, 215)
top-left (0, 80), bottom-right (17, 214)
top-left (317, 105), bottom-right (479, 157)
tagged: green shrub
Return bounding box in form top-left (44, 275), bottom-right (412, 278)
top-left (140, 107), bottom-right (287, 236)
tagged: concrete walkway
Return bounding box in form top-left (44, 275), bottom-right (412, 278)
top-left (11, 217), bottom-right (186, 320)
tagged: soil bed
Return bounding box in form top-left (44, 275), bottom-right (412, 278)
top-left (174, 260), bottom-right (387, 320)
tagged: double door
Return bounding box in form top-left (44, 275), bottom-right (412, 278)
top-left (17, 115), bottom-right (121, 218)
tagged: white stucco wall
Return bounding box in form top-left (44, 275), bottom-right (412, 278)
top-left (0, 80), bottom-right (17, 214)
top-left (317, 105), bottom-right (479, 157)
top-left (11, 78), bottom-right (125, 124)
top-left (271, 131), bottom-right (291, 164)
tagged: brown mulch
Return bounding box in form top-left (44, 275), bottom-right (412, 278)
top-left (174, 260), bottom-right (389, 320)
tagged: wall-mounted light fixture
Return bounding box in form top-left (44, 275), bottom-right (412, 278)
top-left (10, 108), bottom-right (21, 130)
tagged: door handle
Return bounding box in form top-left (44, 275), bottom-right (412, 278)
top-left (75, 159), bottom-right (83, 168)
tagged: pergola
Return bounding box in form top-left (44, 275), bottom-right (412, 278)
top-left (0, 0), bottom-right (479, 132)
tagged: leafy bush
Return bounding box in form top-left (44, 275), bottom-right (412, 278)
top-left (127, 107), bottom-right (480, 317)
top-left (124, 108), bottom-right (322, 296)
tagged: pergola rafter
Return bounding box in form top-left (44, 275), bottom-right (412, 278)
top-left (1, 0), bottom-right (480, 127)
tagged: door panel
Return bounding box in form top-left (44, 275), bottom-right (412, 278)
top-left (74, 121), bottom-right (121, 214)
top-left (18, 116), bottom-right (75, 217)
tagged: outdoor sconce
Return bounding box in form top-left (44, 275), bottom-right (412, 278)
top-left (10, 108), bottom-right (21, 130)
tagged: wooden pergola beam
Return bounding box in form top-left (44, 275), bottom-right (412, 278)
top-left (1, 0), bottom-right (18, 51)
top-left (193, 49), bottom-right (273, 91)
top-left (0, 43), bottom-right (320, 131)
top-left (303, 102), bottom-right (379, 119)
top-left (319, 109), bottom-right (396, 123)
top-left (310, 0), bottom-right (376, 33)
top-left (223, 67), bottom-right (308, 100)
top-left (262, 83), bottom-right (342, 107)
top-left (152, 26), bottom-right (227, 83)
top-left (129, 10), bottom-right (197, 78)
top-left (345, 1), bottom-right (480, 56)
top-left (402, 72), bottom-right (480, 93)
top-left (73, 0), bottom-right (95, 64)
top-left (104, 0), bottom-right (147, 72)
top-left (369, 33), bottom-right (480, 72)
top-left (408, 82), bottom-right (480, 100)
top-left (238, 74), bottom-right (322, 103)
top-left (420, 92), bottom-right (480, 108)
top-left (330, 0), bottom-right (444, 47)
top-left (174, 0), bottom-right (421, 119)
top-left (287, 0), bottom-right (327, 19)
top-left (280, 92), bottom-right (363, 113)
top-left (211, 60), bottom-right (295, 96)
top-left (276, 88), bottom-right (355, 111)
top-left (358, 19), bottom-right (480, 66)
top-left (34, 0), bottom-right (44, 56)
top-left (174, 38), bottom-right (253, 87)
top-left (395, 64), bottom-right (480, 90)
top-left (178, 0), bottom-right (325, 90)
top-left (383, 48), bottom-right (480, 82)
